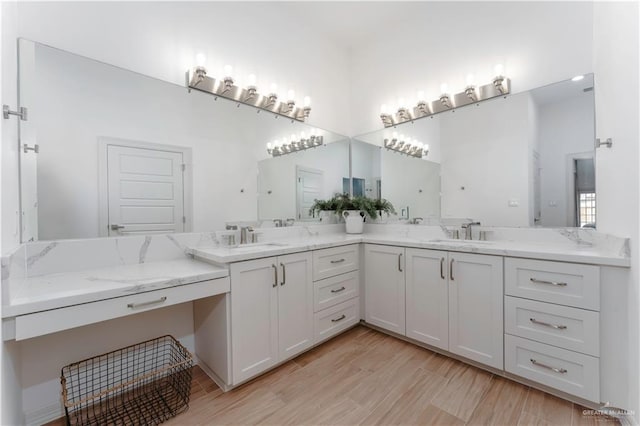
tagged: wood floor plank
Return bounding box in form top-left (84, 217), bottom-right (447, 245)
top-left (521, 388), bottom-right (574, 425)
top-left (431, 363), bottom-right (494, 422)
top-left (467, 376), bottom-right (529, 425)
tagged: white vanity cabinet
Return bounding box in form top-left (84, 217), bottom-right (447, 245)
top-left (366, 244), bottom-right (504, 370)
top-left (504, 258), bottom-right (601, 402)
top-left (364, 244), bottom-right (406, 335)
top-left (230, 251), bottom-right (313, 384)
top-left (405, 248), bottom-right (504, 369)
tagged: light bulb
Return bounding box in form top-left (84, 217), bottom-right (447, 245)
top-left (397, 97), bottom-right (406, 108)
top-left (287, 89), bottom-right (296, 101)
top-left (303, 96), bottom-right (311, 107)
top-left (415, 142), bottom-right (423, 149)
top-left (399, 134), bottom-right (405, 141)
top-left (300, 131), bottom-right (306, 140)
top-left (494, 64), bottom-right (504, 77)
top-left (392, 131), bottom-right (398, 139)
top-left (247, 74), bottom-right (257, 86)
top-left (291, 134), bottom-right (297, 142)
top-left (282, 138), bottom-right (288, 146)
top-left (417, 91), bottom-right (426, 102)
top-left (223, 64), bottom-right (233, 77)
top-left (440, 83), bottom-right (449, 95)
top-left (466, 74), bottom-right (475, 86)
top-left (380, 104), bottom-right (388, 114)
top-left (269, 83), bottom-right (278, 94)
top-left (195, 53), bottom-right (206, 67)
top-left (424, 144), bottom-right (429, 151)
top-left (267, 142), bottom-right (273, 150)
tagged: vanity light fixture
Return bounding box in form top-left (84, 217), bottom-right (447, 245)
top-left (187, 55), bottom-right (312, 122)
top-left (266, 131), bottom-right (324, 157)
top-left (379, 65), bottom-right (511, 127)
top-left (383, 133), bottom-right (428, 158)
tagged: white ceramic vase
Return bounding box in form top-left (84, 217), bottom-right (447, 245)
top-left (343, 210), bottom-right (365, 234)
top-left (319, 210), bottom-right (337, 224)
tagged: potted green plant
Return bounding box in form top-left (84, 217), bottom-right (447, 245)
top-left (309, 194), bottom-right (395, 233)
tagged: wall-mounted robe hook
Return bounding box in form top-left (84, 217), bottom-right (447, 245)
top-left (596, 138), bottom-right (613, 148)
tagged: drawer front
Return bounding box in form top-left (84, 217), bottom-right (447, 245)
top-left (15, 278), bottom-right (230, 341)
top-left (505, 334), bottom-right (599, 402)
top-left (505, 296), bottom-right (599, 357)
top-left (505, 258), bottom-right (600, 310)
top-left (314, 271), bottom-right (359, 312)
top-left (313, 245), bottom-right (359, 281)
top-left (314, 297), bottom-right (359, 344)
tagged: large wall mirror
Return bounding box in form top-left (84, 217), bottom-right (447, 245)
top-left (17, 39), bottom-right (349, 242)
top-left (352, 74), bottom-right (596, 228)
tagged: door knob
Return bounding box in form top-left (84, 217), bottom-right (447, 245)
top-left (110, 224), bottom-right (125, 231)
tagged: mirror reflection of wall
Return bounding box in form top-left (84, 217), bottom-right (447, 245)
top-left (19, 40), bottom-right (350, 241)
top-left (257, 140), bottom-right (350, 222)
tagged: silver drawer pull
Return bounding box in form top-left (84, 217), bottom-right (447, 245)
top-left (530, 278), bottom-right (567, 287)
top-left (127, 296), bottom-right (167, 309)
top-left (331, 286), bottom-right (346, 293)
top-left (530, 318), bottom-right (567, 330)
top-left (530, 358), bottom-right (567, 374)
top-left (331, 314), bottom-right (346, 323)
top-left (330, 258), bottom-right (346, 264)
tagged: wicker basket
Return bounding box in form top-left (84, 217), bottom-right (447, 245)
top-left (61, 335), bottom-right (193, 426)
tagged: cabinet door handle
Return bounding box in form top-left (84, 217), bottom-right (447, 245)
top-left (330, 258), bottom-right (345, 264)
top-left (398, 253), bottom-right (403, 272)
top-left (280, 263), bottom-right (286, 286)
top-left (127, 296), bottom-right (167, 309)
top-left (529, 318), bottom-right (567, 330)
top-left (331, 314), bottom-right (346, 323)
top-left (440, 257), bottom-right (445, 280)
top-left (530, 358), bottom-right (567, 374)
top-left (272, 264), bottom-right (278, 288)
top-left (530, 278), bottom-right (567, 287)
top-left (450, 258), bottom-right (455, 281)
top-left (331, 286), bottom-right (346, 293)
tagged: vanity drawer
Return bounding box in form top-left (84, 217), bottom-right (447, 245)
top-left (505, 258), bottom-right (600, 310)
top-left (314, 271), bottom-right (359, 312)
top-left (314, 297), bottom-right (359, 344)
top-left (313, 245), bottom-right (359, 281)
top-left (505, 334), bottom-right (599, 402)
top-left (14, 278), bottom-right (230, 340)
top-left (505, 296), bottom-right (599, 357)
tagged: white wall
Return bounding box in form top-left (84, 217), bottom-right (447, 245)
top-left (592, 1), bottom-right (640, 418)
top-left (349, 1), bottom-right (594, 135)
top-left (439, 94), bottom-right (533, 226)
top-left (537, 94), bottom-right (595, 227)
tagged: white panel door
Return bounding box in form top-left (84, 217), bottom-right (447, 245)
top-left (448, 253), bottom-right (504, 369)
top-left (405, 248), bottom-right (449, 350)
top-left (364, 244), bottom-right (406, 335)
top-left (277, 252), bottom-right (314, 361)
top-left (296, 166), bottom-right (323, 221)
top-left (107, 145), bottom-right (184, 235)
top-left (230, 257), bottom-right (279, 384)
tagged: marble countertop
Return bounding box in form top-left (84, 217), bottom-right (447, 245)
top-left (191, 233), bottom-right (630, 267)
top-left (2, 258), bottom-right (229, 318)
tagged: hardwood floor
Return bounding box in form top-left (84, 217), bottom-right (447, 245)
top-left (49, 326), bottom-right (619, 425)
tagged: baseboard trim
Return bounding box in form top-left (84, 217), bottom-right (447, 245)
top-left (25, 402), bottom-right (64, 426)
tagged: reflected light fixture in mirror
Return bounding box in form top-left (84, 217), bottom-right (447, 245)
top-left (266, 130), bottom-right (324, 157)
top-left (379, 64), bottom-right (511, 127)
top-left (187, 54), bottom-right (312, 121)
top-left (383, 132), bottom-right (429, 158)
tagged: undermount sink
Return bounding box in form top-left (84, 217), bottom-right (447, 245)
top-left (428, 239), bottom-right (494, 245)
top-left (227, 242), bottom-right (289, 251)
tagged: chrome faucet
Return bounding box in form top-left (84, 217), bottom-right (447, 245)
top-left (273, 219), bottom-right (283, 227)
top-left (461, 221), bottom-right (481, 240)
top-left (240, 226), bottom-right (255, 244)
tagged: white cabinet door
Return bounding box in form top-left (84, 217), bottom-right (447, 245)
top-left (230, 257), bottom-right (279, 384)
top-left (364, 244), bottom-right (406, 335)
top-left (277, 252), bottom-right (314, 361)
top-left (448, 253), bottom-right (504, 369)
top-left (405, 248), bottom-right (449, 350)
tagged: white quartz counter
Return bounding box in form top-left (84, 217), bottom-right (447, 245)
top-left (191, 233), bottom-right (630, 267)
top-left (2, 258), bottom-right (229, 318)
